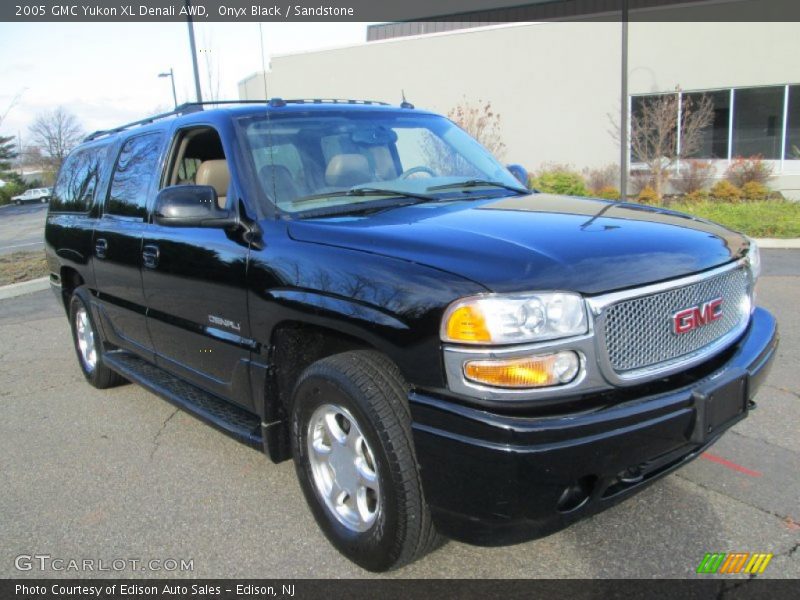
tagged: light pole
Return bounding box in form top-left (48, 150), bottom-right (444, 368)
top-left (185, 0), bottom-right (203, 104)
top-left (620, 0), bottom-right (629, 200)
top-left (158, 68), bottom-right (178, 109)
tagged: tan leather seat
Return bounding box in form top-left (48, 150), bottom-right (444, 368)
top-left (196, 159), bottom-right (230, 208)
top-left (325, 154), bottom-right (371, 188)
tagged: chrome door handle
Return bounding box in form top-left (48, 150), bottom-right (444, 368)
top-left (142, 244), bottom-right (160, 269)
top-left (95, 238), bottom-right (108, 259)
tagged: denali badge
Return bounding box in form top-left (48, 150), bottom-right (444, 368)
top-left (208, 315), bottom-right (241, 332)
top-left (673, 297), bottom-right (723, 335)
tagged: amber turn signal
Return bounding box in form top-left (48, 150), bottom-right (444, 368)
top-left (464, 351), bottom-right (581, 389)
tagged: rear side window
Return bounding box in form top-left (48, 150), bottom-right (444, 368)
top-left (106, 133), bottom-right (164, 218)
top-left (50, 145), bottom-right (108, 212)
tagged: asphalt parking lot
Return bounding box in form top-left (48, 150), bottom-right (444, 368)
top-left (0, 203), bottom-right (47, 255)
top-left (0, 251), bottom-right (798, 579)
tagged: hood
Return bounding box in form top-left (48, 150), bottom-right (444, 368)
top-left (287, 194), bottom-right (748, 295)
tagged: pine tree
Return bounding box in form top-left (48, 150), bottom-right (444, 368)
top-left (0, 134), bottom-right (17, 174)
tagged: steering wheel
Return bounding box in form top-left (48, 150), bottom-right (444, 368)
top-left (399, 166), bottom-right (437, 179)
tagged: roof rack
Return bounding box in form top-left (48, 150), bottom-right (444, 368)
top-left (268, 98), bottom-right (390, 107)
top-left (83, 98), bottom-right (395, 142)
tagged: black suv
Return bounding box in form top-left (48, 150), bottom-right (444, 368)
top-left (45, 100), bottom-right (778, 571)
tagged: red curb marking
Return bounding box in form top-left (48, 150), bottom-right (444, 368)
top-left (701, 452), bottom-right (763, 477)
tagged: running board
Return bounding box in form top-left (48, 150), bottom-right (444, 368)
top-left (104, 350), bottom-right (263, 449)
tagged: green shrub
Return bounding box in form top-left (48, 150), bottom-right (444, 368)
top-left (741, 181), bottom-right (770, 202)
top-left (530, 165), bottom-right (589, 196)
top-left (0, 182), bottom-right (24, 206)
top-left (724, 155), bottom-right (773, 187)
top-left (637, 186), bottom-right (659, 205)
top-left (710, 180), bottom-right (743, 202)
top-left (684, 189), bottom-right (710, 203)
top-left (595, 185), bottom-right (621, 200)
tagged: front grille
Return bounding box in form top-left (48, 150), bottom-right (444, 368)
top-left (602, 267), bottom-right (750, 374)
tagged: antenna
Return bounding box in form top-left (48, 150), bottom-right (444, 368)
top-left (400, 90), bottom-right (414, 109)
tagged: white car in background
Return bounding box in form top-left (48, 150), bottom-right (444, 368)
top-left (11, 187), bottom-right (52, 205)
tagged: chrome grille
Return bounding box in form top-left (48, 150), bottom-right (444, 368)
top-left (602, 267), bottom-right (750, 374)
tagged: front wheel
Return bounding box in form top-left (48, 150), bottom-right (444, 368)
top-left (41, 197), bottom-right (48, 203)
top-left (291, 350), bottom-right (440, 571)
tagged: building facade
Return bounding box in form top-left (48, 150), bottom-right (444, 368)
top-left (239, 6), bottom-right (800, 198)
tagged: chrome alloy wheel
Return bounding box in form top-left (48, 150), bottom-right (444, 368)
top-left (307, 403), bottom-right (381, 532)
top-left (75, 306), bottom-right (97, 372)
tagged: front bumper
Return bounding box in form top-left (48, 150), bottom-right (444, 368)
top-left (409, 307), bottom-right (778, 546)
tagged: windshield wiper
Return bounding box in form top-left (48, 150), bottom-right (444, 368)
top-left (293, 187), bottom-right (437, 205)
top-left (426, 179), bottom-right (529, 194)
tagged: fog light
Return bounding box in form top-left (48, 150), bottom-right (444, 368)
top-left (464, 351), bottom-right (581, 389)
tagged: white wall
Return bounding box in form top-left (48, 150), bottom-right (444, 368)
top-left (241, 22), bottom-right (622, 171)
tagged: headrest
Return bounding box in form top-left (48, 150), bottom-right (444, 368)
top-left (196, 160), bottom-right (230, 197)
top-left (325, 154), bottom-right (371, 188)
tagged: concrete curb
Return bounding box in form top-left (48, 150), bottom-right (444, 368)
top-left (753, 238), bottom-right (800, 249)
top-left (0, 277), bottom-right (50, 300)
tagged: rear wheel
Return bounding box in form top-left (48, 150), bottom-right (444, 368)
top-left (68, 288), bottom-right (125, 389)
top-left (290, 350), bottom-right (440, 571)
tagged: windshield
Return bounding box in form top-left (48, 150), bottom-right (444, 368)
top-left (238, 110), bottom-right (523, 215)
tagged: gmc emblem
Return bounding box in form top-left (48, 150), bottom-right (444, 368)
top-left (673, 297), bottom-right (723, 335)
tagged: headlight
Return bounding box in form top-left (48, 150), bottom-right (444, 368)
top-left (441, 292), bottom-right (588, 344)
top-left (746, 238), bottom-right (761, 281)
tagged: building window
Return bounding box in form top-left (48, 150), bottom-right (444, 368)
top-left (684, 90), bottom-right (730, 159)
top-left (732, 86), bottom-right (785, 159)
top-left (631, 84), bottom-right (799, 163)
top-left (786, 85), bottom-right (800, 160)
top-left (630, 94), bottom-right (677, 163)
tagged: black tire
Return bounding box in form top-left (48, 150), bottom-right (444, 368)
top-left (15, 200), bottom-right (21, 205)
top-left (68, 288), bottom-right (126, 389)
top-left (290, 350), bottom-right (440, 572)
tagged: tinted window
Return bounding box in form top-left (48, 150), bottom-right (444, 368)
top-left (732, 86), bottom-right (785, 159)
top-left (50, 145), bottom-right (108, 212)
top-left (785, 85), bottom-right (800, 160)
top-left (107, 133), bottom-right (164, 218)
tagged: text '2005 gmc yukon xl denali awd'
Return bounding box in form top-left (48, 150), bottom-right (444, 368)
top-left (45, 100), bottom-right (778, 572)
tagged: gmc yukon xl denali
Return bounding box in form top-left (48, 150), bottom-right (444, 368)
top-left (45, 100), bottom-right (778, 571)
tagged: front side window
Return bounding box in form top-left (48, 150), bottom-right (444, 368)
top-left (50, 144), bottom-right (108, 212)
top-left (106, 132), bottom-right (164, 218)
top-left (239, 111), bottom-right (521, 216)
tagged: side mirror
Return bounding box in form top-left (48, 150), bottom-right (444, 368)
top-left (506, 164), bottom-right (529, 188)
top-left (154, 185), bottom-right (237, 228)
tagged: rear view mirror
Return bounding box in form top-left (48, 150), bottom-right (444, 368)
top-left (154, 185), bottom-right (237, 228)
top-left (506, 164), bottom-right (529, 188)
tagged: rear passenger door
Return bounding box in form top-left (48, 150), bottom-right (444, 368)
top-left (92, 132), bottom-right (165, 358)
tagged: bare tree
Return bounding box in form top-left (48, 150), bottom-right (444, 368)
top-left (29, 107), bottom-right (84, 168)
top-left (0, 88), bottom-right (25, 128)
top-left (447, 98), bottom-right (506, 159)
top-left (611, 92), bottom-right (714, 200)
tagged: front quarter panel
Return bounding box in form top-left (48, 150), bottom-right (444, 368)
top-left (247, 220), bottom-right (487, 389)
